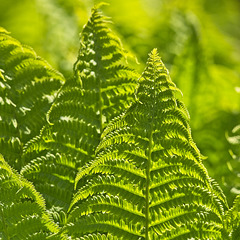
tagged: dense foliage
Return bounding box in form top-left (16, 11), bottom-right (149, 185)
top-left (0, 1), bottom-right (240, 239)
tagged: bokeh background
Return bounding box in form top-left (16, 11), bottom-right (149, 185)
top-left (0, 0), bottom-right (240, 205)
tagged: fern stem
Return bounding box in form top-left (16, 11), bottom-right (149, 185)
top-left (95, 46), bottom-right (104, 133)
top-left (145, 126), bottom-right (153, 240)
top-left (98, 83), bottom-right (103, 133)
top-left (145, 53), bottom-right (157, 240)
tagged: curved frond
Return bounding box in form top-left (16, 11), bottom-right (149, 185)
top-left (0, 27), bottom-right (64, 170)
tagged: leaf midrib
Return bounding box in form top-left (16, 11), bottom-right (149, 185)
top-left (145, 127), bottom-right (152, 240)
top-left (145, 56), bottom-right (158, 240)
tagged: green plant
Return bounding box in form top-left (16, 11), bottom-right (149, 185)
top-left (66, 48), bottom-right (228, 239)
top-left (0, 4), bottom-right (239, 239)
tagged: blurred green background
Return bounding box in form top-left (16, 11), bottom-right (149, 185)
top-left (0, 0), bottom-right (240, 204)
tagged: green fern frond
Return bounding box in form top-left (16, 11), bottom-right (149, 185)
top-left (0, 27), bottom-right (64, 170)
top-left (68, 49), bottom-right (227, 239)
top-left (0, 154), bottom-right (66, 239)
top-left (21, 4), bottom-right (138, 225)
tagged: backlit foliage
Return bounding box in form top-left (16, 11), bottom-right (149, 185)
top-left (0, 3), bottom-right (239, 239)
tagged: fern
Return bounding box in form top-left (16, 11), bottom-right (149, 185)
top-left (21, 4), bottom-right (138, 224)
top-left (67, 49), bottom-right (228, 239)
top-left (0, 27), bottom-right (64, 170)
top-left (0, 154), bottom-right (66, 239)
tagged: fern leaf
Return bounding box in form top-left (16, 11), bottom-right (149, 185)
top-left (68, 49), bottom-right (228, 239)
top-left (0, 27), bottom-right (64, 170)
top-left (21, 4), bottom-right (138, 225)
top-left (0, 154), bottom-right (66, 239)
